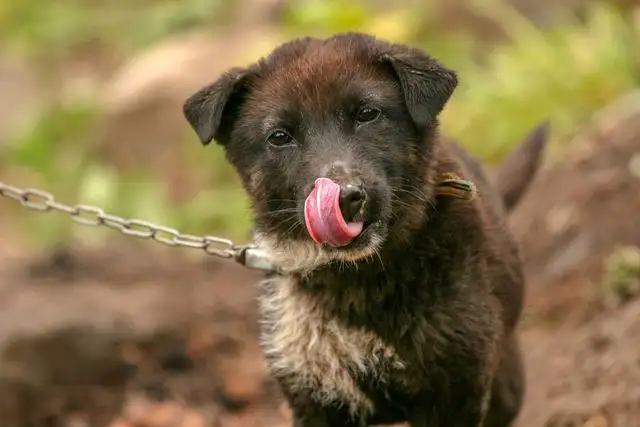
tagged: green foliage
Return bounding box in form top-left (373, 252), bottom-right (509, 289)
top-left (9, 101), bottom-right (96, 176)
top-left (282, 0), bottom-right (371, 34)
top-left (6, 99), bottom-right (99, 246)
top-left (441, 2), bottom-right (640, 163)
top-left (602, 246), bottom-right (640, 307)
top-left (178, 141), bottom-right (252, 240)
top-left (0, 0), bottom-right (226, 56)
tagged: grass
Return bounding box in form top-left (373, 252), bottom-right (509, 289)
top-left (441, 1), bottom-right (640, 162)
top-left (0, 0), bottom-right (228, 56)
top-left (1, 0), bottom-right (639, 252)
top-left (602, 245), bottom-right (640, 307)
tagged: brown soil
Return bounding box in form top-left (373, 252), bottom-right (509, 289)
top-left (1, 97), bottom-right (639, 427)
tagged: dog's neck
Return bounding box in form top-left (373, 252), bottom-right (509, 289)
top-left (271, 197), bottom-right (478, 333)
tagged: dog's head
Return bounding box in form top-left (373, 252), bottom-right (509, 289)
top-left (183, 33), bottom-right (458, 273)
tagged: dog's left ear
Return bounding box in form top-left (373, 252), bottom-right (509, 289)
top-left (381, 45), bottom-right (458, 129)
top-left (182, 67), bottom-right (252, 146)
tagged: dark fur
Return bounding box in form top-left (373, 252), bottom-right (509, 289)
top-left (183, 32), bottom-right (547, 427)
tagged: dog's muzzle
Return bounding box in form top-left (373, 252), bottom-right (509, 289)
top-left (303, 177), bottom-right (366, 247)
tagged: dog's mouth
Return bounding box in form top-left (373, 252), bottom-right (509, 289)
top-left (303, 177), bottom-right (369, 248)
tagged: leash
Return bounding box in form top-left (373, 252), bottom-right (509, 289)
top-left (0, 176), bottom-right (475, 273)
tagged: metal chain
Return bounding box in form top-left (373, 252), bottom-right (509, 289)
top-left (0, 181), bottom-right (276, 272)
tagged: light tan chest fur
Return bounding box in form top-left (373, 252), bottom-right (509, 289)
top-left (258, 276), bottom-right (406, 418)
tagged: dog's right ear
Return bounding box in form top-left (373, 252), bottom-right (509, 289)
top-left (380, 45), bottom-right (458, 130)
top-left (182, 67), bottom-right (252, 146)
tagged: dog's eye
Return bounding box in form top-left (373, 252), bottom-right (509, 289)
top-left (266, 130), bottom-right (294, 147)
top-left (355, 106), bottom-right (381, 123)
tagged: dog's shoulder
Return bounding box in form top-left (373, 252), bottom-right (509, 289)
top-left (434, 136), bottom-right (513, 234)
top-left (435, 136), bottom-right (526, 330)
top-left (258, 274), bottom-right (406, 417)
top-left (437, 137), bottom-right (503, 211)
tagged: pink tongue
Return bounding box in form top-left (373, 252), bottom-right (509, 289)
top-left (304, 178), bottom-right (364, 247)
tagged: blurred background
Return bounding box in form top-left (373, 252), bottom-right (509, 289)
top-left (0, 0), bottom-right (639, 426)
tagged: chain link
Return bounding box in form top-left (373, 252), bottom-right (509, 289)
top-left (0, 181), bottom-right (276, 271)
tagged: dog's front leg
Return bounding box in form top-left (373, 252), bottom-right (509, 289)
top-left (409, 404), bottom-right (488, 427)
top-left (290, 404), bottom-right (362, 427)
top-left (291, 411), bottom-right (331, 427)
top-left (409, 387), bottom-right (491, 427)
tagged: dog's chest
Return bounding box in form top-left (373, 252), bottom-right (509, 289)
top-left (258, 276), bottom-right (406, 417)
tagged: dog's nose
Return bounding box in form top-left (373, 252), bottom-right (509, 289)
top-left (339, 184), bottom-right (366, 222)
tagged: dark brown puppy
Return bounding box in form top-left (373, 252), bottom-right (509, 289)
top-left (183, 32), bottom-right (547, 427)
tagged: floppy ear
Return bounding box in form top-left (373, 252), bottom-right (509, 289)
top-left (381, 46), bottom-right (458, 129)
top-left (182, 67), bottom-right (251, 146)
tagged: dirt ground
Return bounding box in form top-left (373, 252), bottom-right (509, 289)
top-left (1, 96), bottom-right (639, 427)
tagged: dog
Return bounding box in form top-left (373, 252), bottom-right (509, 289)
top-left (183, 32), bottom-right (547, 427)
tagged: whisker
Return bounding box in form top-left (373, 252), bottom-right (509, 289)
top-left (267, 198), bottom-right (299, 203)
top-left (373, 248), bottom-right (385, 273)
top-left (256, 208), bottom-right (301, 219)
top-left (283, 218), bottom-right (304, 237)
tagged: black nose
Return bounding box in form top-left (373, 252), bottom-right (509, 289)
top-left (339, 184), bottom-right (366, 222)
